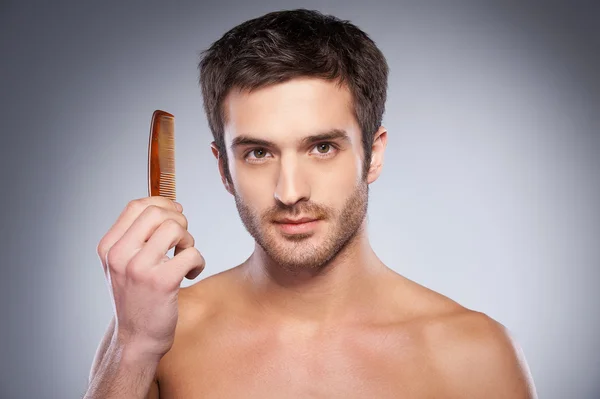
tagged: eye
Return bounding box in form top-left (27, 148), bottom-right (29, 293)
top-left (244, 148), bottom-right (273, 163)
top-left (316, 143), bottom-right (330, 153)
top-left (248, 148), bottom-right (268, 158)
top-left (311, 142), bottom-right (338, 157)
top-left (243, 142), bottom-right (339, 163)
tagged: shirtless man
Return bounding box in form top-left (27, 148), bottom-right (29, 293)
top-left (85, 9), bottom-right (537, 399)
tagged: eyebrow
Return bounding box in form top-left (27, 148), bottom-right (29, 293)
top-left (230, 129), bottom-right (351, 151)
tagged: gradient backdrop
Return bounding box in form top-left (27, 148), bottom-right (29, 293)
top-left (1, 1), bottom-right (599, 398)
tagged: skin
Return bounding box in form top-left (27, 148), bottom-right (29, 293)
top-left (148, 77), bottom-right (537, 398)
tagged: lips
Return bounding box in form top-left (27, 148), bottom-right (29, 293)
top-left (275, 217), bottom-right (318, 224)
top-left (275, 218), bottom-right (321, 235)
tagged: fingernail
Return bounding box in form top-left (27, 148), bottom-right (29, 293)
top-left (174, 202), bottom-right (183, 211)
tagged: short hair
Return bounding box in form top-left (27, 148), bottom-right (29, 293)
top-left (198, 8), bottom-right (389, 183)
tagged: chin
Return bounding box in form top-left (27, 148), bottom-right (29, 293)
top-left (273, 256), bottom-right (330, 274)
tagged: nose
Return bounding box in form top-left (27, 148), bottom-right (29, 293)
top-left (273, 154), bottom-right (310, 207)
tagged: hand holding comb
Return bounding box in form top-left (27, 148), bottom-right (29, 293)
top-left (148, 110), bottom-right (176, 201)
top-left (85, 111), bottom-right (205, 399)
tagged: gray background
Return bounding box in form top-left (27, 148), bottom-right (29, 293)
top-left (1, 1), bottom-right (599, 398)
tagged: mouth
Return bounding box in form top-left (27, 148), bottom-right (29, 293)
top-left (275, 217), bottom-right (318, 224)
top-left (273, 217), bottom-right (322, 234)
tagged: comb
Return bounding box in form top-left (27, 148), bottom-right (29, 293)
top-left (147, 110), bottom-right (176, 201)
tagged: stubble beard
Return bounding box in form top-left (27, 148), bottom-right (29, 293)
top-left (233, 178), bottom-right (369, 274)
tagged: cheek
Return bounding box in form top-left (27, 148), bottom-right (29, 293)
top-left (318, 178), bottom-right (356, 209)
top-left (313, 162), bottom-right (360, 206)
top-left (232, 166), bottom-right (273, 208)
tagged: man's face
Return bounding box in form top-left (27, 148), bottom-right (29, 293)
top-left (221, 78), bottom-right (369, 272)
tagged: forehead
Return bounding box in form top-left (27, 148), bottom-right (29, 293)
top-left (222, 78), bottom-right (360, 146)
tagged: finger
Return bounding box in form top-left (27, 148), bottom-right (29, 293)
top-left (162, 246), bottom-right (206, 284)
top-left (100, 199), bottom-right (187, 275)
top-left (109, 206), bottom-right (190, 276)
top-left (128, 218), bottom-right (195, 276)
top-left (98, 197), bottom-right (182, 273)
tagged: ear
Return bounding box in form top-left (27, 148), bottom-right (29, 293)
top-left (210, 141), bottom-right (234, 196)
top-left (366, 126), bottom-right (388, 185)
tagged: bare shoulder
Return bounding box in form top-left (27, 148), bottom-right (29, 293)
top-left (154, 266), bottom-right (242, 374)
top-left (384, 274), bottom-right (537, 398)
top-left (174, 265), bottom-right (244, 331)
top-left (423, 308), bottom-right (538, 398)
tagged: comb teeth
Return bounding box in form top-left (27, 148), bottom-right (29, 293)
top-left (159, 172), bottom-right (175, 195)
top-left (148, 110), bottom-right (176, 201)
top-left (158, 118), bottom-right (175, 172)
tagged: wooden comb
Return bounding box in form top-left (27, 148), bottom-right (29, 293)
top-left (147, 110), bottom-right (176, 201)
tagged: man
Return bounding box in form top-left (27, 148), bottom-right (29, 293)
top-left (86, 9), bottom-right (537, 398)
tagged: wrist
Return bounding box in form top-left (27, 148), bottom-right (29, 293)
top-left (120, 341), bottom-right (164, 367)
top-left (111, 332), bottom-right (166, 366)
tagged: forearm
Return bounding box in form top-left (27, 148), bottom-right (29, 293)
top-left (84, 341), bottom-right (160, 399)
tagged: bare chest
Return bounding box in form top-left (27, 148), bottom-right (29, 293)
top-left (157, 326), bottom-right (442, 398)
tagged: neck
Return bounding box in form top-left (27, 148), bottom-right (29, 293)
top-left (240, 220), bottom-right (390, 326)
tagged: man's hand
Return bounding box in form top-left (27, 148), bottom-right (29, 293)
top-left (96, 196), bottom-right (205, 360)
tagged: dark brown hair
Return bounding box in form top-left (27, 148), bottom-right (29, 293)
top-left (198, 9), bottom-right (388, 183)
